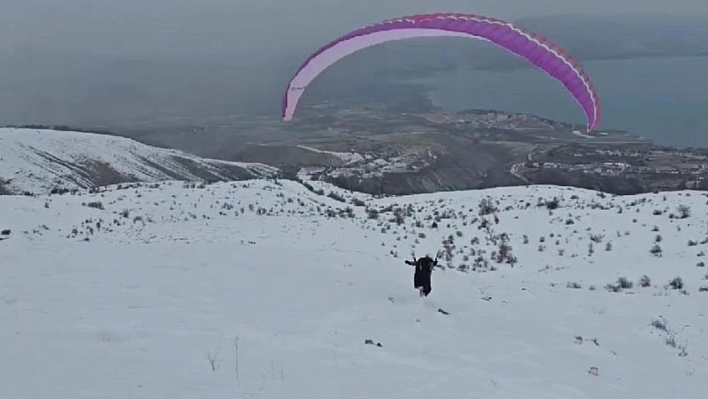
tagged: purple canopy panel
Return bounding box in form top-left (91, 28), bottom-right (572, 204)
top-left (283, 13), bottom-right (600, 132)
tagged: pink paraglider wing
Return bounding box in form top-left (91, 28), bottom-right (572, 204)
top-left (282, 13), bottom-right (600, 132)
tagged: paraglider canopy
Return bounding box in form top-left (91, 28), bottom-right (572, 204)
top-left (282, 13), bottom-right (600, 132)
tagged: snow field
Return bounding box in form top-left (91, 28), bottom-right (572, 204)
top-left (2, 179), bottom-right (707, 398)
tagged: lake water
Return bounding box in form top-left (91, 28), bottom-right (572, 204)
top-left (414, 56), bottom-right (708, 149)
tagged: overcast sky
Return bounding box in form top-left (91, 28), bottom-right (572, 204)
top-left (2, 0), bottom-right (707, 58)
top-left (0, 0), bottom-right (705, 130)
top-left (1, 0), bottom-right (706, 126)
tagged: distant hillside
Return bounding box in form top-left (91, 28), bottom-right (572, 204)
top-left (207, 106), bottom-right (708, 196)
top-left (0, 128), bottom-right (278, 195)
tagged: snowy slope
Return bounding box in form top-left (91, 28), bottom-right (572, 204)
top-left (0, 128), bottom-right (278, 194)
top-left (2, 180), bottom-right (708, 399)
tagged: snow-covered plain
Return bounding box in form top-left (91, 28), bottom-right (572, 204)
top-left (2, 179), bottom-right (708, 398)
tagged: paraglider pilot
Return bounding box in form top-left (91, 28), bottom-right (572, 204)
top-left (405, 251), bottom-right (440, 297)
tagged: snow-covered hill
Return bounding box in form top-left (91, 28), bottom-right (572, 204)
top-left (2, 179), bottom-right (707, 398)
top-left (0, 128), bottom-right (278, 195)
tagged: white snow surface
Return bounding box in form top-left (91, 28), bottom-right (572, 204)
top-left (294, 145), bottom-right (365, 165)
top-left (0, 128), bottom-right (277, 194)
top-left (2, 179), bottom-right (708, 398)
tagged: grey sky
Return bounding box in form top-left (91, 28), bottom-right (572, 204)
top-left (0, 0), bottom-right (706, 128)
top-left (2, 0), bottom-right (707, 56)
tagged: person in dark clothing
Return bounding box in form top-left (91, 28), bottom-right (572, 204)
top-left (405, 252), bottom-right (439, 297)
